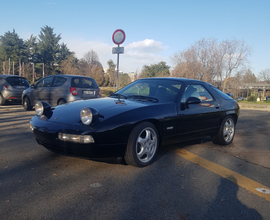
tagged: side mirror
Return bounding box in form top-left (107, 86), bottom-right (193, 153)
top-left (31, 84), bottom-right (36, 89)
top-left (186, 97), bottom-right (201, 105)
top-left (182, 97), bottom-right (201, 109)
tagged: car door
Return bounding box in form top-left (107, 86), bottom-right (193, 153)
top-left (177, 84), bottom-right (222, 137)
top-left (50, 76), bottom-right (68, 105)
top-left (31, 76), bottom-right (54, 104)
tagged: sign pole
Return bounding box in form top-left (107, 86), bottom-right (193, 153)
top-left (116, 45), bottom-right (120, 90)
top-left (112, 29), bottom-right (125, 91)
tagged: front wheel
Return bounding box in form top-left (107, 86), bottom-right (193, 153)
top-left (212, 115), bottom-right (235, 145)
top-left (23, 96), bottom-right (32, 110)
top-left (57, 99), bottom-right (67, 105)
top-left (125, 122), bottom-right (159, 167)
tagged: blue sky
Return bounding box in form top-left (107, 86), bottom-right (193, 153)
top-left (1, 0), bottom-right (269, 76)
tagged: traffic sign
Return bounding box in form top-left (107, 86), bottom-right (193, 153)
top-left (112, 47), bottom-right (124, 54)
top-left (112, 29), bottom-right (126, 45)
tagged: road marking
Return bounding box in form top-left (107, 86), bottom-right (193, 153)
top-left (175, 149), bottom-right (270, 202)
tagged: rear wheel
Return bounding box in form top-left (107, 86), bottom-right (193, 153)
top-left (23, 96), bottom-right (32, 110)
top-left (125, 122), bottom-right (159, 167)
top-left (0, 94), bottom-right (5, 105)
top-left (57, 99), bottom-right (67, 105)
top-left (212, 115), bottom-right (235, 145)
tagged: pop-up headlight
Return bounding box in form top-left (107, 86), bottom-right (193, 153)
top-left (35, 101), bottom-right (52, 117)
top-left (80, 107), bottom-right (93, 125)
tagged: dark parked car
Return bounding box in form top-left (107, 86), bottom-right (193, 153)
top-left (226, 93), bottom-right (233, 97)
top-left (22, 74), bottom-right (101, 110)
top-left (0, 74), bottom-right (30, 105)
top-left (235, 97), bottom-right (244, 101)
top-left (29, 77), bottom-right (240, 167)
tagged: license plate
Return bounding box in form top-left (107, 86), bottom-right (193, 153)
top-left (83, 90), bottom-right (94, 95)
top-left (16, 86), bottom-right (26, 89)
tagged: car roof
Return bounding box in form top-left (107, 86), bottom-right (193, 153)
top-left (138, 77), bottom-right (206, 84)
top-left (45, 74), bottom-right (95, 79)
top-left (0, 74), bottom-right (27, 79)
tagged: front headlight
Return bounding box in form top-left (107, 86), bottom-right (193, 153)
top-left (35, 101), bottom-right (44, 116)
top-left (35, 101), bottom-right (52, 117)
top-left (58, 132), bottom-right (95, 143)
top-left (80, 107), bottom-right (93, 125)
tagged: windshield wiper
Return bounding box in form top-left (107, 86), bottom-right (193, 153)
top-left (109, 93), bottom-right (127, 99)
top-left (126, 95), bottom-right (159, 103)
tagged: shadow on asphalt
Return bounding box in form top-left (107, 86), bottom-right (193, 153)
top-left (202, 177), bottom-right (263, 219)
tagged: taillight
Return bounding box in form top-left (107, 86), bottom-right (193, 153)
top-left (98, 88), bottom-right (101, 96)
top-left (3, 85), bottom-right (8, 90)
top-left (70, 87), bottom-right (78, 96)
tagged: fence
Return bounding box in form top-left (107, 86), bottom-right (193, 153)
top-left (239, 103), bottom-right (268, 109)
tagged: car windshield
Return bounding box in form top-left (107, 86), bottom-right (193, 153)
top-left (6, 77), bottom-right (29, 88)
top-left (71, 77), bottom-right (98, 89)
top-left (112, 79), bottom-right (182, 103)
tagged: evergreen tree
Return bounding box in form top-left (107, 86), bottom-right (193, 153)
top-left (107, 59), bottom-right (116, 87)
top-left (0, 30), bottom-right (26, 75)
top-left (37, 26), bottom-right (62, 75)
top-left (139, 61), bottom-right (170, 78)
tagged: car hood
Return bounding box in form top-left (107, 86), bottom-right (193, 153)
top-left (44, 97), bottom-right (152, 125)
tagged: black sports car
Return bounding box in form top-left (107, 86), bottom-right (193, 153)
top-left (29, 77), bottom-right (239, 167)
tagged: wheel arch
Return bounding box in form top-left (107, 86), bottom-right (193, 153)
top-left (22, 94), bottom-right (30, 104)
top-left (226, 113), bottom-right (238, 124)
top-left (129, 119), bottom-right (163, 142)
top-left (57, 98), bottom-right (67, 105)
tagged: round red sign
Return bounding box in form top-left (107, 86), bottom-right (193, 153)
top-left (112, 29), bottom-right (126, 45)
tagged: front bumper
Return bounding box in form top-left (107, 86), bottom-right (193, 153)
top-left (30, 116), bottom-right (126, 158)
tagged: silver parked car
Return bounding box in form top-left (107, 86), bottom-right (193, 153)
top-left (0, 74), bottom-right (30, 105)
top-left (22, 74), bottom-right (101, 110)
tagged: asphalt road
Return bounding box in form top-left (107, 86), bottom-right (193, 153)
top-left (0, 104), bottom-right (270, 220)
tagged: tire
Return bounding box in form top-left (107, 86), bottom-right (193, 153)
top-left (57, 99), bottom-right (67, 105)
top-left (23, 96), bottom-right (32, 110)
top-left (125, 122), bottom-right (159, 167)
top-left (0, 94), bottom-right (5, 105)
top-left (212, 115), bottom-right (235, 145)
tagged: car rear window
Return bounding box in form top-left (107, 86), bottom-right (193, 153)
top-left (71, 77), bottom-right (98, 89)
top-left (6, 77), bottom-right (29, 88)
top-left (210, 86), bottom-right (233, 100)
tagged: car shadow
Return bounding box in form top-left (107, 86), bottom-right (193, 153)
top-left (202, 176), bottom-right (263, 219)
top-left (86, 137), bottom-right (213, 166)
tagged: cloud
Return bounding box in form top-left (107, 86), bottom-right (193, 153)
top-left (126, 39), bottom-right (167, 53)
top-left (65, 38), bottom-right (169, 73)
top-left (66, 38), bottom-right (111, 59)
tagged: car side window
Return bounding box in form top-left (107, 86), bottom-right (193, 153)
top-left (36, 79), bottom-right (44, 88)
top-left (36, 77), bottom-right (54, 88)
top-left (53, 77), bottom-right (66, 87)
top-left (181, 85), bottom-right (213, 102)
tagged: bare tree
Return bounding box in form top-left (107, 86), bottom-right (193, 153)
top-left (83, 50), bottom-right (99, 66)
top-left (242, 69), bottom-right (257, 83)
top-left (171, 48), bottom-right (200, 79)
top-left (91, 66), bottom-right (105, 86)
top-left (81, 50), bottom-right (102, 77)
top-left (59, 55), bottom-right (79, 75)
top-left (172, 39), bottom-right (223, 83)
top-left (258, 68), bottom-right (270, 83)
top-left (171, 38), bottom-right (251, 90)
top-left (219, 39), bottom-right (251, 91)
